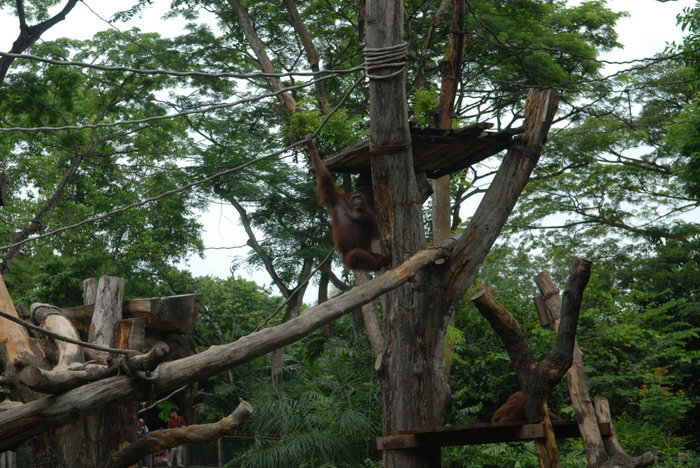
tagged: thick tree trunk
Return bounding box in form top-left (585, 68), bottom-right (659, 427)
top-left (366, 2), bottom-right (449, 467)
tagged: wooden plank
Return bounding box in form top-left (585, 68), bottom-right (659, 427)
top-left (377, 434), bottom-right (419, 450)
top-left (377, 422), bottom-right (611, 450)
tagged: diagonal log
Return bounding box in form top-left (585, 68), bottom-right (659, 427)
top-left (0, 246), bottom-right (449, 451)
top-left (594, 398), bottom-right (654, 468)
top-left (446, 89), bottom-right (559, 306)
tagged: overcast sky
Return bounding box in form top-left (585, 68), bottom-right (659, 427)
top-left (0, 0), bottom-right (696, 286)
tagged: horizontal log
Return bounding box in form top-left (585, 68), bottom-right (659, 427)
top-left (18, 343), bottom-right (169, 394)
top-left (377, 421), bottom-right (611, 449)
top-left (19, 363), bottom-right (113, 394)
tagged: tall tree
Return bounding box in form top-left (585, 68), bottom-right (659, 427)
top-left (0, 32), bottom-right (205, 303)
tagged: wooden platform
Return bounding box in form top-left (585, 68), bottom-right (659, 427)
top-left (324, 123), bottom-right (520, 178)
top-left (377, 421), bottom-right (611, 450)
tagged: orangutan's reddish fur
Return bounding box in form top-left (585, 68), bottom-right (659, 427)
top-left (492, 391), bottom-right (564, 422)
top-left (308, 139), bottom-right (388, 271)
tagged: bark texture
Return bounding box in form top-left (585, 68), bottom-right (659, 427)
top-left (365, 2), bottom-right (449, 467)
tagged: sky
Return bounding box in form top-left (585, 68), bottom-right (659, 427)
top-left (0, 0), bottom-right (696, 290)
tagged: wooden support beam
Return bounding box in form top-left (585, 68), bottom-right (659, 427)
top-left (376, 421), bottom-right (611, 450)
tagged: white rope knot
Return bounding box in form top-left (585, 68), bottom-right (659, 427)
top-left (363, 41), bottom-right (408, 80)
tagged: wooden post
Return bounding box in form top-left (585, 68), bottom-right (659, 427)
top-left (594, 398), bottom-right (654, 467)
top-left (83, 278), bottom-right (97, 305)
top-left (365, 2), bottom-right (447, 467)
top-left (107, 284), bottom-right (140, 467)
top-left (87, 275), bottom-right (125, 362)
top-left (82, 275), bottom-right (134, 468)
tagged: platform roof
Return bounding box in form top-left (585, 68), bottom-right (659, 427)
top-left (324, 122), bottom-right (522, 178)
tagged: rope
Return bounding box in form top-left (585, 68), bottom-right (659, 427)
top-left (363, 42), bottom-right (408, 80)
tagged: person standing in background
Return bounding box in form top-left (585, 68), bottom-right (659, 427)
top-left (167, 408), bottom-right (186, 467)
